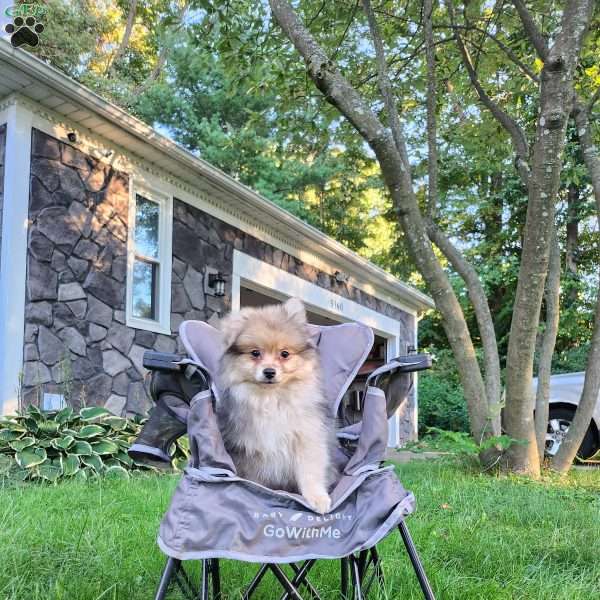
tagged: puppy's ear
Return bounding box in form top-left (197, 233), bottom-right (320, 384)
top-left (284, 297), bottom-right (307, 324)
top-left (218, 311), bottom-right (249, 349)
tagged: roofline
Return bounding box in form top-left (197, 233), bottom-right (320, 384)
top-left (0, 41), bottom-right (435, 312)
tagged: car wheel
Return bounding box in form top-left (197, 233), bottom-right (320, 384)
top-left (546, 407), bottom-right (599, 460)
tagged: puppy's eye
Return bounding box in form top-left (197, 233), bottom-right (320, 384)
top-left (280, 350), bottom-right (290, 359)
top-left (250, 350), bottom-right (261, 358)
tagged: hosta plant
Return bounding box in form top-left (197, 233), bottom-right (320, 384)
top-left (0, 405), bottom-right (188, 483)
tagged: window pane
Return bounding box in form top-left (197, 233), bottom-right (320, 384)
top-left (135, 195), bottom-right (159, 259)
top-left (132, 260), bottom-right (158, 320)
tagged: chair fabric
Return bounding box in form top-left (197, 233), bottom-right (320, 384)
top-left (157, 320), bottom-right (416, 563)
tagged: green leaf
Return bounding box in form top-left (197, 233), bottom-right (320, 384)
top-left (71, 441), bottom-right (93, 456)
top-left (37, 420), bottom-right (60, 435)
top-left (9, 437), bottom-right (35, 452)
top-left (76, 425), bottom-right (106, 439)
top-left (12, 467), bottom-right (30, 481)
top-left (91, 440), bottom-right (119, 455)
top-left (62, 455), bottom-right (80, 477)
top-left (104, 416), bottom-right (128, 431)
top-left (80, 407), bottom-right (111, 421)
top-left (82, 454), bottom-right (104, 473)
top-left (26, 405), bottom-right (44, 421)
top-left (52, 435), bottom-right (75, 450)
top-left (173, 456), bottom-right (188, 471)
top-left (38, 462), bottom-right (62, 482)
top-left (15, 447), bottom-right (47, 468)
top-left (116, 451), bottom-right (133, 467)
top-left (23, 418), bottom-right (39, 433)
top-left (55, 406), bottom-right (74, 424)
top-left (0, 454), bottom-right (13, 474)
top-left (0, 429), bottom-right (23, 442)
top-left (73, 468), bottom-right (87, 482)
top-left (105, 465), bottom-right (130, 480)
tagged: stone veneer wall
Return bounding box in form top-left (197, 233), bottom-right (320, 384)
top-left (22, 129), bottom-right (174, 415)
top-left (0, 124), bottom-right (6, 271)
top-left (24, 129), bottom-right (416, 439)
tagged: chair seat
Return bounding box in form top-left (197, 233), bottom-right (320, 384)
top-left (158, 464), bottom-right (415, 563)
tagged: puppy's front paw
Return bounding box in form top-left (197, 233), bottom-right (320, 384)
top-left (305, 491), bottom-right (331, 514)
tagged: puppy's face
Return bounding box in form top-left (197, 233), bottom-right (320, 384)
top-left (219, 298), bottom-right (317, 388)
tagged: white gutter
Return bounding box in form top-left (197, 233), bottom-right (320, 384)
top-left (0, 40), bottom-right (434, 312)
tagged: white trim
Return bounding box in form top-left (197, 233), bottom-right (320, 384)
top-left (233, 250), bottom-right (401, 338)
top-left (386, 335), bottom-right (401, 447)
top-left (0, 102), bottom-right (32, 414)
top-left (125, 179), bottom-right (173, 335)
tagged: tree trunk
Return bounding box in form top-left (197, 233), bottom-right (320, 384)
top-left (107, 0), bottom-right (138, 74)
top-left (268, 0), bottom-right (492, 442)
top-left (550, 98), bottom-right (600, 473)
top-left (534, 225), bottom-right (561, 463)
top-left (427, 223), bottom-right (502, 436)
top-left (551, 274), bottom-right (600, 472)
top-left (503, 0), bottom-right (593, 476)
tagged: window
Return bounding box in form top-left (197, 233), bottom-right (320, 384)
top-left (126, 185), bottom-right (172, 333)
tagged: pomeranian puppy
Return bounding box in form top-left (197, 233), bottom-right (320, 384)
top-left (216, 297), bottom-right (336, 514)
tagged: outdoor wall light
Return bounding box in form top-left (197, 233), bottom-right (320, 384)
top-left (334, 270), bottom-right (349, 284)
top-left (204, 267), bottom-right (226, 297)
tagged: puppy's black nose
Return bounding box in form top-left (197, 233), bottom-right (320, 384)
top-left (263, 368), bottom-right (276, 380)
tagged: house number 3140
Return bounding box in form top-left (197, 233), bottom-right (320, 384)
top-left (329, 298), bottom-right (344, 312)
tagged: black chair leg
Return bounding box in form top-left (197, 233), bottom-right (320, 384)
top-left (211, 559), bottom-right (221, 599)
top-left (243, 564), bottom-right (270, 599)
top-left (154, 557), bottom-right (179, 600)
top-left (350, 556), bottom-right (363, 600)
top-left (399, 522), bottom-right (436, 600)
top-left (284, 561), bottom-right (321, 600)
top-left (269, 564), bottom-right (305, 600)
top-left (197, 559), bottom-right (210, 600)
top-left (341, 558), bottom-right (350, 600)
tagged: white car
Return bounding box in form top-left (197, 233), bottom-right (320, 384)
top-left (534, 372), bottom-right (600, 459)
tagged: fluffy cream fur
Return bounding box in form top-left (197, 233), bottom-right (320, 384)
top-left (216, 298), bottom-right (336, 514)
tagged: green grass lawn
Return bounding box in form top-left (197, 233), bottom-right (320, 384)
top-left (1, 459), bottom-right (599, 599)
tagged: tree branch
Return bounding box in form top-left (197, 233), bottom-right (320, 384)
top-left (424, 0), bottom-right (438, 218)
top-left (448, 2), bottom-right (530, 185)
top-left (440, 23), bottom-right (539, 82)
top-left (106, 0), bottom-right (138, 75)
top-left (361, 0), bottom-right (411, 171)
top-left (427, 222), bottom-right (502, 435)
top-left (511, 0), bottom-right (548, 60)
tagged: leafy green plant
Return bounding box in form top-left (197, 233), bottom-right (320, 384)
top-left (418, 348), bottom-right (470, 434)
top-left (0, 405), bottom-right (188, 483)
top-left (405, 427), bottom-right (516, 457)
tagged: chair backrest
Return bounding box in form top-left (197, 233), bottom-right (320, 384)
top-left (178, 320), bottom-right (374, 416)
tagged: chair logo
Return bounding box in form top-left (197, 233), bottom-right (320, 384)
top-left (253, 509), bottom-right (354, 540)
top-left (4, 3), bottom-right (46, 48)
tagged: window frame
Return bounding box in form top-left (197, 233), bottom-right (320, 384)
top-left (126, 182), bottom-right (173, 334)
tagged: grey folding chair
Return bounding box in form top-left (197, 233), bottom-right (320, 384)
top-left (129, 320), bottom-right (435, 600)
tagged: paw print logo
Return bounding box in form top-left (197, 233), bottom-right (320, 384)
top-left (5, 16), bottom-right (44, 48)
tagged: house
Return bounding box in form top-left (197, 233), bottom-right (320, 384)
top-left (0, 41), bottom-right (434, 446)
